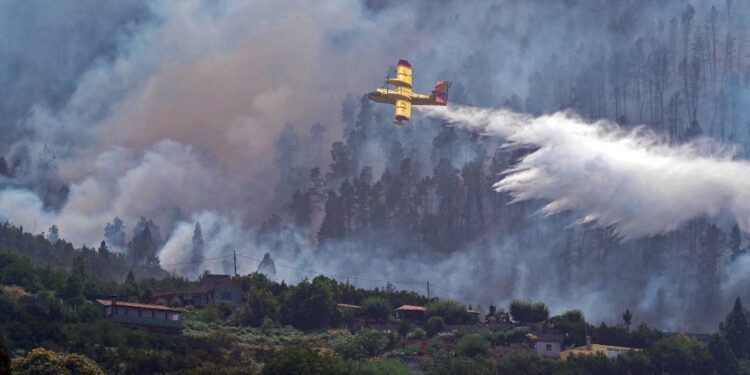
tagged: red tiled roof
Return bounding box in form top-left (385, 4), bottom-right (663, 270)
top-left (95, 299), bottom-right (180, 313)
top-left (337, 303), bottom-right (362, 309)
top-left (394, 305), bottom-right (426, 312)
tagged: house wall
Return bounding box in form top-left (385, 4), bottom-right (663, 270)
top-left (206, 286), bottom-right (243, 306)
top-left (535, 341), bottom-right (561, 358)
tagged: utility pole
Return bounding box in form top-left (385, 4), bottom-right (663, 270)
top-left (427, 281), bottom-right (430, 300)
top-left (233, 248), bottom-right (237, 277)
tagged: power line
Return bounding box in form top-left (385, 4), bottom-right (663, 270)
top-left (236, 253), bottom-right (423, 286)
top-left (159, 254), bottom-right (233, 268)
top-left (235, 253), bottom-right (467, 300)
top-left (159, 251), bottom-right (467, 302)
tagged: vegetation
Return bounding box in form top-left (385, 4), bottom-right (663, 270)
top-left (11, 348), bottom-right (104, 375)
top-left (361, 296), bottom-right (392, 321)
top-left (3, 223), bottom-right (750, 374)
top-left (456, 333), bottom-right (491, 358)
top-left (426, 299), bottom-right (469, 324)
top-left (509, 300), bottom-right (549, 324)
top-left (426, 316), bottom-right (445, 337)
top-left (262, 343), bottom-right (341, 375)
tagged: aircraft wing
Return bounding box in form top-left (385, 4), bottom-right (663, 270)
top-left (388, 60), bottom-right (413, 88)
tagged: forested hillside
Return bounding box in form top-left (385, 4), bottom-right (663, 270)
top-left (257, 0), bottom-right (750, 331)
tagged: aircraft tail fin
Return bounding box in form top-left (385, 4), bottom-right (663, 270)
top-left (430, 80), bottom-right (450, 105)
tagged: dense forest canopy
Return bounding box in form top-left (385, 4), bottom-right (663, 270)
top-left (2, 0), bottom-right (750, 332)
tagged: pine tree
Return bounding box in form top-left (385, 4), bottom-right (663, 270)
top-left (257, 252), bottom-right (277, 279)
top-left (721, 297), bottom-right (750, 359)
top-left (291, 189), bottom-right (312, 228)
top-left (104, 217), bottom-right (126, 249)
top-left (72, 254), bottom-right (86, 278)
top-left (317, 191), bottom-right (346, 247)
top-left (191, 222), bottom-right (204, 272)
top-left (125, 269), bottom-right (136, 284)
top-left (622, 309), bottom-right (633, 331)
top-left (327, 141), bottom-right (353, 184)
top-left (338, 179), bottom-right (355, 237)
top-left (129, 222), bottom-right (160, 272)
top-left (47, 225), bottom-right (59, 244)
top-left (0, 156), bottom-right (8, 176)
top-left (98, 240), bottom-right (110, 258)
top-left (730, 224), bottom-right (743, 260)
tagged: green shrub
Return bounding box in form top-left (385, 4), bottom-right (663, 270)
top-left (280, 276), bottom-right (340, 330)
top-left (426, 316), bottom-right (445, 337)
top-left (507, 326), bottom-right (531, 343)
top-left (358, 330), bottom-right (389, 356)
top-left (397, 321), bottom-right (411, 338)
top-left (346, 359), bottom-right (414, 375)
top-left (334, 329), bottom-right (389, 360)
top-left (493, 330), bottom-right (508, 346)
top-left (456, 333), bottom-right (490, 358)
top-left (263, 343), bottom-right (343, 375)
top-left (402, 344), bottom-right (420, 355)
top-left (509, 300), bottom-right (549, 323)
top-left (200, 305), bottom-right (221, 322)
top-left (428, 337), bottom-right (443, 353)
top-left (361, 296), bottom-right (392, 321)
top-left (407, 327), bottom-right (426, 340)
top-left (11, 347), bottom-right (105, 375)
top-left (335, 337), bottom-right (365, 360)
top-left (426, 300), bottom-right (466, 324)
top-left (238, 288), bottom-right (280, 327)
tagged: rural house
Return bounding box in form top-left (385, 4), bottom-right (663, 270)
top-left (96, 296), bottom-right (182, 332)
top-left (149, 273), bottom-right (243, 307)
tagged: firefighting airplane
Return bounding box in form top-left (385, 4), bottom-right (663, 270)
top-left (367, 59), bottom-right (450, 125)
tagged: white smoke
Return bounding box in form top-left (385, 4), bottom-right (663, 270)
top-left (159, 211), bottom-right (253, 279)
top-left (0, 140), bottom-right (238, 247)
top-left (420, 105), bottom-right (750, 240)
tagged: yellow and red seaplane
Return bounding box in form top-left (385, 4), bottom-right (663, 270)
top-left (367, 59), bottom-right (450, 125)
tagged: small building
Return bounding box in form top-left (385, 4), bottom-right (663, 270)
top-left (148, 273), bottom-right (243, 308)
top-left (96, 297), bottom-right (182, 332)
top-left (200, 274), bottom-right (243, 306)
top-left (534, 333), bottom-right (563, 358)
top-left (393, 305), bottom-right (426, 321)
top-left (465, 309), bottom-right (481, 323)
top-left (560, 336), bottom-right (639, 360)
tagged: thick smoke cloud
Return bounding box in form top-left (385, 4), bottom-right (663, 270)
top-left (1, 0), bottom-right (723, 244)
top-left (421, 105), bottom-right (750, 240)
top-left (0, 140), bottom-right (236, 248)
top-left (1, 0), bottom-right (418, 244)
